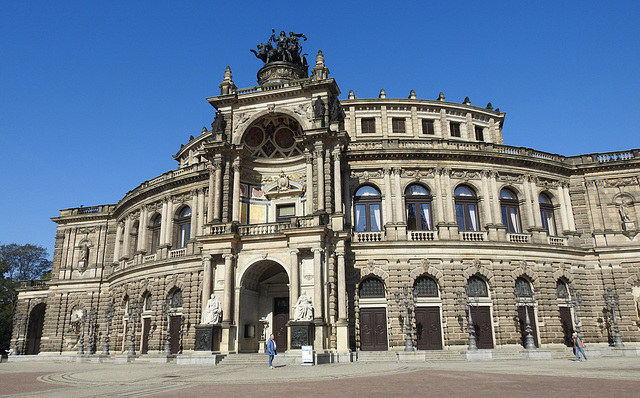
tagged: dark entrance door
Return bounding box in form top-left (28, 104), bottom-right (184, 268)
top-left (558, 307), bottom-right (573, 347)
top-left (141, 317), bottom-right (151, 354)
top-left (273, 297), bottom-right (289, 351)
top-left (359, 307), bottom-right (388, 351)
top-left (169, 315), bottom-right (181, 354)
top-left (25, 304), bottom-right (46, 355)
top-left (470, 306), bottom-right (493, 349)
top-left (415, 306), bottom-right (443, 350)
top-left (517, 306), bottom-right (538, 348)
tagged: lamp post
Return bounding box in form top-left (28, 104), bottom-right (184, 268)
top-left (394, 283), bottom-right (416, 352)
top-left (603, 287), bottom-right (624, 347)
top-left (456, 289), bottom-right (478, 351)
top-left (102, 301), bottom-right (114, 355)
top-left (514, 285), bottom-right (536, 350)
top-left (87, 307), bottom-right (96, 355)
top-left (11, 312), bottom-right (22, 356)
top-left (162, 300), bottom-right (172, 355)
top-left (127, 299), bottom-right (140, 356)
top-left (568, 285), bottom-right (583, 338)
top-left (77, 309), bottom-right (86, 355)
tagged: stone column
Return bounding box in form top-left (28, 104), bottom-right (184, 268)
top-left (393, 168), bottom-right (404, 223)
top-left (563, 183), bottom-right (576, 231)
top-left (434, 168), bottom-right (445, 224)
top-left (289, 249), bottom-right (300, 318)
top-left (197, 189), bottom-right (205, 235)
top-left (312, 248), bottom-right (323, 321)
top-left (336, 251), bottom-right (347, 322)
top-left (190, 189), bottom-right (198, 239)
top-left (384, 167), bottom-right (393, 223)
top-left (123, 216), bottom-right (132, 258)
top-left (480, 170), bottom-right (493, 225)
top-left (164, 197), bottom-right (174, 246)
top-left (557, 185), bottom-right (569, 232)
top-left (522, 179), bottom-right (535, 229)
top-left (207, 166), bottom-right (215, 223)
top-left (443, 168), bottom-right (454, 223)
top-left (232, 158), bottom-right (241, 223)
top-left (222, 253), bottom-right (235, 324)
top-left (333, 149), bottom-right (343, 213)
top-left (202, 255), bottom-right (214, 314)
top-left (213, 159), bottom-right (223, 222)
top-left (489, 171), bottom-right (501, 224)
top-left (315, 148), bottom-right (325, 211)
top-left (305, 151), bottom-right (314, 213)
top-left (530, 177), bottom-right (542, 227)
top-left (113, 222), bottom-right (123, 262)
top-left (139, 206), bottom-right (149, 253)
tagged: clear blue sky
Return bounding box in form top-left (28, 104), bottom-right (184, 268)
top-left (1, 1), bottom-right (639, 259)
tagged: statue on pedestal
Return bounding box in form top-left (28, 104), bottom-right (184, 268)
top-left (201, 294), bottom-right (221, 324)
top-left (293, 292), bottom-right (313, 321)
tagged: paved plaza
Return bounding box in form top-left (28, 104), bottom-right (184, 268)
top-left (1, 356), bottom-right (640, 397)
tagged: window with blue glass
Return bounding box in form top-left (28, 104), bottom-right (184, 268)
top-left (354, 185), bottom-right (382, 232)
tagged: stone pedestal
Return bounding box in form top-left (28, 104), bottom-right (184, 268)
top-left (194, 324), bottom-right (221, 352)
top-left (289, 321), bottom-right (314, 349)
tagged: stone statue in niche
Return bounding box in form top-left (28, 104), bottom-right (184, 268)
top-left (201, 294), bottom-right (222, 324)
top-left (293, 292), bottom-right (313, 321)
top-left (313, 97), bottom-right (325, 119)
top-left (211, 110), bottom-right (227, 134)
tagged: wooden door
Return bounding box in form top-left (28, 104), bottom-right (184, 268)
top-left (517, 306), bottom-right (538, 348)
top-left (415, 306), bottom-right (443, 350)
top-left (141, 317), bottom-right (151, 354)
top-left (558, 307), bottom-right (573, 347)
top-left (470, 306), bottom-right (494, 349)
top-left (360, 308), bottom-right (388, 351)
top-left (169, 315), bottom-right (181, 354)
top-left (273, 297), bottom-right (289, 352)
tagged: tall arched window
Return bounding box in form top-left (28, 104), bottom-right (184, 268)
top-left (130, 221), bottom-right (139, 256)
top-left (455, 185), bottom-right (480, 231)
top-left (175, 207), bottom-right (192, 248)
top-left (405, 184), bottom-right (433, 230)
top-left (359, 277), bottom-right (385, 298)
top-left (539, 193), bottom-right (557, 236)
top-left (500, 188), bottom-right (521, 233)
top-left (150, 214), bottom-right (162, 252)
top-left (515, 277), bottom-right (533, 298)
top-left (556, 279), bottom-right (570, 300)
top-left (168, 289), bottom-right (183, 309)
top-left (354, 185), bottom-right (382, 232)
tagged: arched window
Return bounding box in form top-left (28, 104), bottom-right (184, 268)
top-left (466, 275), bottom-right (489, 297)
top-left (354, 185), bottom-right (382, 232)
top-left (405, 184), bottom-right (433, 230)
top-left (175, 207), bottom-right (192, 248)
top-left (539, 193), bottom-right (557, 236)
top-left (150, 214), bottom-right (162, 252)
top-left (168, 289), bottom-right (183, 309)
top-left (515, 277), bottom-right (533, 298)
top-left (556, 279), bottom-right (570, 300)
top-left (359, 277), bottom-right (385, 298)
top-left (455, 185), bottom-right (480, 231)
top-left (414, 276), bottom-right (439, 297)
top-left (143, 292), bottom-right (152, 312)
top-left (500, 188), bottom-right (521, 233)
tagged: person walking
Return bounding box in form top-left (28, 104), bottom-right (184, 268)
top-left (266, 333), bottom-right (277, 369)
top-left (572, 332), bottom-right (587, 361)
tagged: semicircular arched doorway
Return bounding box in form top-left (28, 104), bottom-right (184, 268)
top-left (238, 260), bottom-right (289, 353)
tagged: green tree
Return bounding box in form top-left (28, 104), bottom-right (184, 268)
top-left (0, 243), bottom-right (52, 353)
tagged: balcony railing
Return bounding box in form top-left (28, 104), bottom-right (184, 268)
top-left (409, 230), bottom-right (437, 241)
top-left (353, 231), bottom-right (384, 242)
top-left (507, 233), bottom-right (531, 243)
top-left (169, 248), bottom-right (187, 258)
top-left (548, 236), bottom-right (568, 246)
top-left (143, 254), bottom-right (157, 263)
top-left (238, 222), bottom-right (292, 236)
top-left (460, 231), bottom-right (487, 241)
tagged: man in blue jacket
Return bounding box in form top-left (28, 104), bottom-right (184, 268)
top-left (266, 333), bottom-right (277, 369)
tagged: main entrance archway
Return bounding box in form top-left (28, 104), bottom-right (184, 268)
top-left (238, 260), bottom-right (289, 353)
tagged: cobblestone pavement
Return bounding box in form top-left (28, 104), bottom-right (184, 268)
top-left (1, 356), bottom-right (639, 398)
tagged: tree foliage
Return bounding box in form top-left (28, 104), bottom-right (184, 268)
top-left (0, 243), bottom-right (52, 353)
